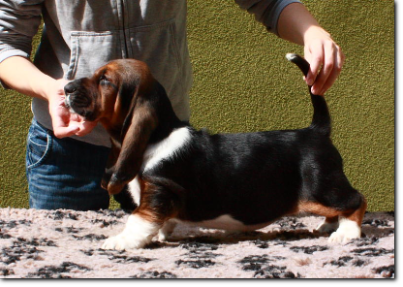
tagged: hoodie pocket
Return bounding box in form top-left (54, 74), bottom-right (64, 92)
top-left (67, 31), bottom-right (122, 80)
top-left (127, 18), bottom-right (184, 98)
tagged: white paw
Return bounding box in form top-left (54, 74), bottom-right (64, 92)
top-left (328, 218), bottom-right (361, 243)
top-left (102, 232), bottom-right (149, 250)
top-left (102, 214), bottom-right (159, 250)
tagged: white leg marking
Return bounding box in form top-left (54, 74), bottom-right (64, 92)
top-left (128, 176), bottom-right (141, 206)
top-left (329, 217), bottom-right (361, 243)
top-left (102, 214), bottom-right (159, 250)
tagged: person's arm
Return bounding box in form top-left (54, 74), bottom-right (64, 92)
top-left (277, 2), bottom-right (344, 95)
top-left (0, 56), bottom-right (56, 100)
top-left (0, 56), bottom-right (97, 137)
top-left (0, 0), bottom-right (96, 138)
top-left (235, 0), bottom-right (344, 95)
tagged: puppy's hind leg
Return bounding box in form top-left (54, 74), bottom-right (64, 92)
top-left (299, 190), bottom-right (367, 244)
top-left (328, 195), bottom-right (367, 243)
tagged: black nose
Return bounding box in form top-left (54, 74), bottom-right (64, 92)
top-left (64, 82), bottom-right (78, 94)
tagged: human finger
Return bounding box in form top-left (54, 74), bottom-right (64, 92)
top-left (310, 41), bottom-right (336, 95)
top-left (314, 46), bottom-right (345, 95)
top-left (48, 92), bottom-right (79, 138)
top-left (304, 41), bottom-right (324, 87)
top-left (74, 120), bottom-right (98, 137)
top-left (52, 116), bottom-right (80, 138)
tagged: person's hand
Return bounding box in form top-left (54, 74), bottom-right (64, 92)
top-left (303, 27), bottom-right (345, 96)
top-left (0, 57), bottom-right (97, 136)
top-left (277, 3), bottom-right (345, 96)
top-left (46, 79), bottom-right (97, 138)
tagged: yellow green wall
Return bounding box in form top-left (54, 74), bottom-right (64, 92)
top-left (0, 0), bottom-right (394, 211)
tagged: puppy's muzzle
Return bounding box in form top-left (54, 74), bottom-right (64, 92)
top-left (64, 81), bottom-right (95, 120)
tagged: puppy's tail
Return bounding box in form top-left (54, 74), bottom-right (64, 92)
top-left (286, 53), bottom-right (331, 137)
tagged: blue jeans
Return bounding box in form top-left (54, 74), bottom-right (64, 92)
top-left (26, 119), bottom-right (110, 210)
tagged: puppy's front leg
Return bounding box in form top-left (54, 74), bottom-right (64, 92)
top-left (102, 211), bottom-right (160, 250)
top-left (102, 180), bottom-right (179, 250)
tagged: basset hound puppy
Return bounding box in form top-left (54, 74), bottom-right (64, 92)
top-left (64, 54), bottom-right (367, 250)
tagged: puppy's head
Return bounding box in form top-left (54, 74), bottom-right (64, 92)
top-left (65, 59), bottom-right (159, 195)
top-left (64, 59), bottom-right (155, 132)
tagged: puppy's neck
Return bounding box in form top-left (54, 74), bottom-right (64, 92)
top-left (147, 80), bottom-right (189, 144)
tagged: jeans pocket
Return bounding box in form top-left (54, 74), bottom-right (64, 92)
top-left (26, 121), bottom-right (53, 170)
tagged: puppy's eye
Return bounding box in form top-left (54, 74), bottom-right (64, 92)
top-left (99, 75), bottom-right (109, 84)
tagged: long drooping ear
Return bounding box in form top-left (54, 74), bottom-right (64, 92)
top-left (106, 96), bottom-right (158, 195)
top-left (101, 140), bottom-right (120, 191)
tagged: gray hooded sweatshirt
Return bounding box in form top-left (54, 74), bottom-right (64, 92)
top-left (0, 0), bottom-right (300, 147)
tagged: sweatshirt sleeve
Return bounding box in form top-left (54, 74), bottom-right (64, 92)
top-left (0, 0), bottom-right (44, 63)
top-left (235, 0), bottom-right (302, 36)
